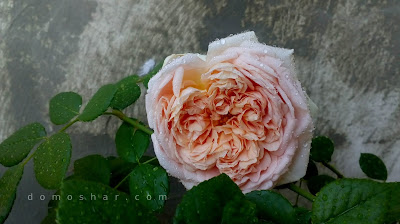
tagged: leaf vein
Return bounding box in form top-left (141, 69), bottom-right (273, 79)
top-left (0, 136), bottom-right (47, 149)
top-left (54, 101), bottom-right (80, 115)
top-left (324, 186), bottom-right (390, 223)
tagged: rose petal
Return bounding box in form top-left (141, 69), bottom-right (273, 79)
top-left (146, 32), bottom-right (315, 193)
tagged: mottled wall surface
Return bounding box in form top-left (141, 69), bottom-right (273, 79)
top-left (0, 0), bottom-right (399, 223)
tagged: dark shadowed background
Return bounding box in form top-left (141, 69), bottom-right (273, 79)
top-left (0, 0), bottom-right (399, 223)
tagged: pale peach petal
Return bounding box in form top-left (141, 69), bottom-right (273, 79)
top-left (207, 31), bottom-right (258, 62)
top-left (172, 67), bottom-right (184, 97)
top-left (146, 32), bottom-right (314, 193)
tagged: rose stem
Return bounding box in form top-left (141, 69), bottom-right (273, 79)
top-left (58, 117), bottom-right (79, 133)
top-left (142, 157), bottom-right (157, 164)
top-left (288, 183), bottom-right (316, 202)
top-left (295, 180), bottom-right (302, 206)
top-left (113, 171), bottom-right (131, 190)
top-left (321, 161), bottom-right (344, 178)
top-left (113, 157), bottom-right (158, 190)
top-left (103, 109), bottom-right (154, 135)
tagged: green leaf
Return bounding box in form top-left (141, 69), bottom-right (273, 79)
top-left (173, 173), bottom-right (243, 224)
top-left (47, 190), bottom-right (60, 212)
top-left (78, 84), bottom-right (117, 122)
top-left (41, 187), bottom-right (61, 223)
top-left (143, 61), bottom-right (163, 89)
top-left (57, 179), bottom-right (158, 224)
top-left (295, 207), bottom-right (311, 224)
top-left (108, 157), bottom-right (136, 193)
top-left (0, 164), bottom-right (24, 223)
top-left (129, 164), bottom-right (169, 212)
top-left (115, 122), bottom-right (150, 163)
top-left (49, 92), bottom-right (82, 125)
top-left (34, 133), bottom-right (71, 189)
top-left (110, 75), bottom-right (141, 110)
top-left (73, 155), bottom-right (110, 185)
top-left (41, 190), bottom-right (61, 224)
top-left (303, 160), bottom-right (318, 180)
top-left (0, 122), bottom-right (46, 167)
top-left (108, 156), bottom-right (158, 193)
top-left (310, 136), bottom-right (334, 162)
top-left (245, 190), bottom-right (296, 224)
top-left (359, 153), bottom-right (388, 181)
top-left (312, 179), bottom-right (400, 224)
top-left (386, 182), bottom-right (400, 222)
top-left (41, 209), bottom-right (56, 224)
top-left (221, 196), bottom-right (258, 224)
top-left (307, 175), bottom-right (335, 195)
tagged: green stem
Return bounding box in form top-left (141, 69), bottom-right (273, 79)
top-left (104, 109), bottom-right (154, 135)
top-left (113, 172), bottom-right (131, 190)
top-left (322, 161), bottom-right (344, 178)
top-left (142, 157), bottom-right (157, 164)
top-left (288, 183), bottom-right (316, 202)
top-left (59, 118), bottom-right (79, 133)
top-left (113, 157), bottom-right (158, 190)
top-left (22, 149), bottom-right (38, 166)
top-left (295, 180), bottom-right (302, 206)
top-left (21, 118), bottom-right (79, 166)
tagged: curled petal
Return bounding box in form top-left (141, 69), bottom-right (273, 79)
top-left (146, 32), bottom-right (314, 192)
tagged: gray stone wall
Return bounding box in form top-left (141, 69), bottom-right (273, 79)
top-left (0, 0), bottom-right (399, 223)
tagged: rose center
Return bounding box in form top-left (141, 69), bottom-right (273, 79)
top-left (212, 113), bottom-right (234, 126)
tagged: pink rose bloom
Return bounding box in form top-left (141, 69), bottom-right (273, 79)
top-left (146, 31), bottom-right (314, 193)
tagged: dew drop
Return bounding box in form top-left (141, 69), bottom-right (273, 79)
top-left (220, 39), bottom-right (226, 44)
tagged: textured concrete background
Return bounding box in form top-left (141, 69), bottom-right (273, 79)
top-left (0, 0), bottom-right (399, 223)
